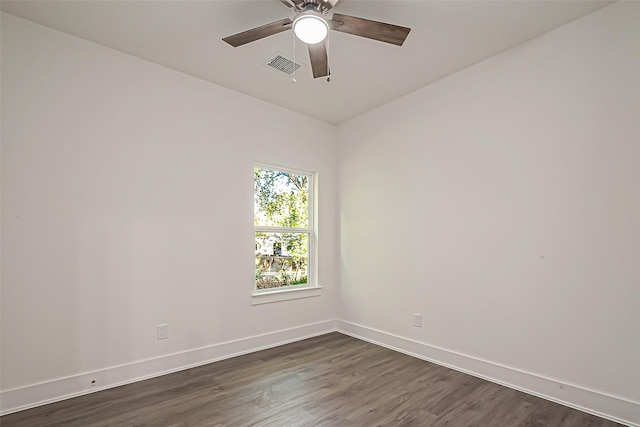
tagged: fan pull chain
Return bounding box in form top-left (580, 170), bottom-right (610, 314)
top-left (326, 24), bottom-right (331, 83)
top-left (292, 31), bottom-right (297, 84)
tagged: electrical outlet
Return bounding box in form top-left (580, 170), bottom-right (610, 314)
top-left (413, 313), bottom-right (422, 328)
top-left (157, 324), bottom-right (169, 340)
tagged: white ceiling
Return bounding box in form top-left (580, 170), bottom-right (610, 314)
top-left (1, 0), bottom-right (612, 124)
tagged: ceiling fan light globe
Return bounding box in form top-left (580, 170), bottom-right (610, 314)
top-left (293, 15), bottom-right (328, 44)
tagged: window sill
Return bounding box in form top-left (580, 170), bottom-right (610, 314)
top-left (251, 286), bottom-right (323, 305)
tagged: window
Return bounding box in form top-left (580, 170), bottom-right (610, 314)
top-left (253, 164), bottom-right (319, 303)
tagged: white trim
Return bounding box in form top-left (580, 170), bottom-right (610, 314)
top-left (4, 318), bottom-right (637, 426)
top-left (251, 285), bottom-right (322, 305)
top-left (0, 319), bottom-right (337, 416)
top-left (254, 226), bottom-right (310, 233)
top-left (336, 320), bottom-right (640, 427)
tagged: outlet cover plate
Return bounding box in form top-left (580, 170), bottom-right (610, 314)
top-left (413, 313), bottom-right (422, 327)
top-left (157, 324), bottom-right (169, 340)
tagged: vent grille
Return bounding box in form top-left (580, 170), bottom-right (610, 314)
top-left (265, 53), bottom-right (303, 75)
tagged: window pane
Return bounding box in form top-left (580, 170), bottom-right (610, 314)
top-left (255, 232), bottom-right (308, 289)
top-left (254, 167), bottom-right (309, 228)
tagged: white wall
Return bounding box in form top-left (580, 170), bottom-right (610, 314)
top-left (1, 12), bottom-right (338, 407)
top-left (338, 2), bottom-right (639, 424)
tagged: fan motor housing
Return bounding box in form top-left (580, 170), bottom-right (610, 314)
top-left (295, 1), bottom-right (326, 13)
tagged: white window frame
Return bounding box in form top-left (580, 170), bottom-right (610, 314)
top-left (251, 163), bottom-right (321, 305)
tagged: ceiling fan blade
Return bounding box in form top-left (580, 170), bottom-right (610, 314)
top-left (330, 13), bottom-right (411, 46)
top-left (308, 42), bottom-right (330, 79)
top-left (223, 18), bottom-right (293, 47)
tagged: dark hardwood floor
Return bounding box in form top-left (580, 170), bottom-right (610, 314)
top-left (1, 332), bottom-right (622, 426)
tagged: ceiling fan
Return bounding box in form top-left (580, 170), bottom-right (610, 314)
top-left (222, 0), bottom-right (411, 79)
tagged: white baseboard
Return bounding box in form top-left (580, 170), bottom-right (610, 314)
top-left (336, 320), bottom-right (639, 427)
top-left (4, 318), bottom-right (638, 427)
top-left (0, 319), bottom-right (337, 416)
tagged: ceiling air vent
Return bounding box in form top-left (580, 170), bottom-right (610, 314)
top-left (265, 52), bottom-right (303, 75)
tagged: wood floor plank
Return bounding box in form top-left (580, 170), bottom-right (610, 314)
top-left (1, 333), bottom-right (622, 427)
